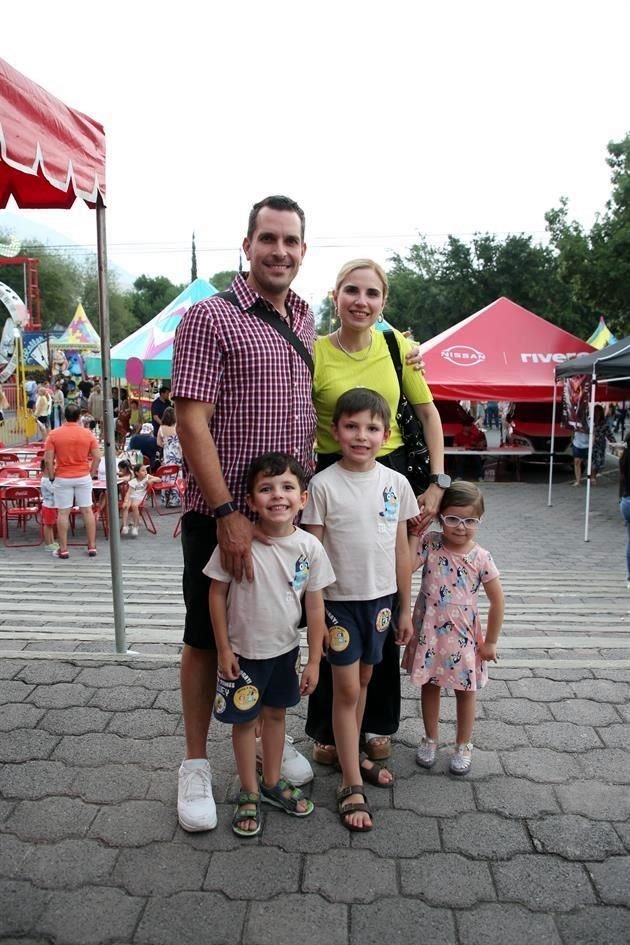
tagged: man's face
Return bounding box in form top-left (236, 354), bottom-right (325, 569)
top-left (243, 207), bottom-right (306, 300)
top-left (161, 390), bottom-right (170, 401)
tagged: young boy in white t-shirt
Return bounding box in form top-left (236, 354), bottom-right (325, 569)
top-left (302, 388), bottom-right (417, 833)
top-left (205, 452), bottom-right (334, 838)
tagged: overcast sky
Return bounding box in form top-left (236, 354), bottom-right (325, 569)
top-left (2, 0), bottom-right (630, 309)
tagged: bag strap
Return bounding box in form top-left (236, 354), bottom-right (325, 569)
top-left (383, 329), bottom-right (404, 402)
top-left (215, 289), bottom-right (313, 377)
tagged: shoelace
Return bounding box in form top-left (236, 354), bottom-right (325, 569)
top-left (182, 767), bottom-right (211, 800)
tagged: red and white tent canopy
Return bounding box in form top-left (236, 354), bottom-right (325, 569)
top-left (420, 297), bottom-right (595, 402)
top-left (0, 56), bottom-right (106, 209)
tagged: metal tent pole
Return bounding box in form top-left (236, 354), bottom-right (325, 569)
top-left (583, 374), bottom-right (597, 543)
top-left (547, 377), bottom-right (559, 507)
top-left (96, 196), bottom-right (127, 653)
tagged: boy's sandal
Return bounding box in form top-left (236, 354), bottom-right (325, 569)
top-left (312, 742), bottom-right (338, 766)
top-left (260, 777), bottom-right (314, 817)
top-left (359, 755), bottom-right (393, 788)
top-left (363, 733), bottom-right (392, 761)
top-left (337, 784), bottom-right (373, 833)
top-left (232, 790), bottom-right (262, 837)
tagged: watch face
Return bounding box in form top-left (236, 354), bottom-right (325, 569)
top-left (433, 473), bottom-right (451, 488)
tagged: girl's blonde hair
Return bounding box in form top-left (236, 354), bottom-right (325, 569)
top-left (334, 258), bottom-right (389, 300)
top-left (439, 481), bottom-right (485, 517)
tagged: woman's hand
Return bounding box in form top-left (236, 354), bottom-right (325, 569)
top-left (405, 346), bottom-right (425, 373)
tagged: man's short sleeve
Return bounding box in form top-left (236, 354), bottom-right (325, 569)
top-left (172, 302), bottom-right (223, 403)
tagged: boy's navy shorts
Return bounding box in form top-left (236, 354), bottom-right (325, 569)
top-left (213, 646), bottom-right (301, 725)
top-left (325, 595), bottom-right (394, 666)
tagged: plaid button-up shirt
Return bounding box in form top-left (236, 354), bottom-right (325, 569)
top-left (172, 273), bottom-right (316, 516)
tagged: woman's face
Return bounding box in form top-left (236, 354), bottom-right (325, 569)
top-left (333, 267), bottom-right (386, 332)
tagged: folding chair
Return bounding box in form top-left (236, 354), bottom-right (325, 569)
top-left (149, 464), bottom-right (182, 515)
top-left (0, 485), bottom-right (43, 546)
top-left (0, 467), bottom-right (30, 479)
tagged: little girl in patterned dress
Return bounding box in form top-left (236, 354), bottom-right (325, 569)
top-left (402, 481), bottom-right (504, 775)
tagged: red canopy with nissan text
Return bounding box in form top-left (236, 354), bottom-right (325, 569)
top-left (420, 297), bottom-right (595, 402)
top-left (0, 56), bottom-right (106, 209)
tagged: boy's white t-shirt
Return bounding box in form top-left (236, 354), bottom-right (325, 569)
top-left (203, 527), bottom-right (335, 660)
top-left (302, 462), bottom-right (418, 601)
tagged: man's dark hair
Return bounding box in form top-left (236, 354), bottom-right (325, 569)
top-left (246, 452), bottom-right (308, 494)
top-left (159, 385), bottom-right (171, 395)
top-left (64, 404), bottom-right (81, 423)
top-left (332, 388), bottom-right (391, 430)
top-left (247, 195), bottom-right (306, 241)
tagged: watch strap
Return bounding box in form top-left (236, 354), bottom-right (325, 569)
top-left (213, 501), bottom-right (237, 519)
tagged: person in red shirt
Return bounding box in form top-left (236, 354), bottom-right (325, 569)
top-left (44, 404), bottom-right (101, 559)
top-left (453, 416), bottom-right (487, 481)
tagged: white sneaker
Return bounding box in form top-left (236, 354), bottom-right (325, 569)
top-left (255, 734), bottom-right (314, 786)
top-left (450, 742), bottom-right (473, 775)
top-left (415, 736), bottom-right (437, 768)
top-left (177, 759), bottom-right (217, 831)
top-left (131, 526), bottom-right (139, 538)
top-left (121, 526), bottom-right (129, 536)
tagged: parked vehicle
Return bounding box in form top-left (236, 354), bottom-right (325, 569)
top-left (508, 402), bottom-right (572, 453)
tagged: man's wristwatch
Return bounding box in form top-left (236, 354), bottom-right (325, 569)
top-left (213, 501), bottom-right (237, 519)
top-left (428, 473), bottom-right (451, 489)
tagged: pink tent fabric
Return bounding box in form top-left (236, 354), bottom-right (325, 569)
top-left (420, 297), bottom-right (595, 402)
top-left (0, 56), bottom-right (106, 208)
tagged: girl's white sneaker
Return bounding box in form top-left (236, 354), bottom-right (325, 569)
top-left (450, 742), bottom-right (473, 775)
top-left (415, 737), bottom-right (437, 768)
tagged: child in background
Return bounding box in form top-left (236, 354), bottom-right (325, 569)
top-left (39, 460), bottom-right (58, 553)
top-left (121, 463), bottom-right (159, 537)
top-left (302, 389), bottom-right (417, 833)
top-left (205, 453), bottom-right (333, 837)
top-left (403, 481), bottom-right (504, 775)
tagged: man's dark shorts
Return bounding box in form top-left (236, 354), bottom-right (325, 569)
top-left (213, 647), bottom-right (301, 724)
top-left (181, 511), bottom-right (217, 650)
top-left (325, 595), bottom-right (394, 666)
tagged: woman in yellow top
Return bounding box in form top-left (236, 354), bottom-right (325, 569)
top-left (306, 259), bottom-right (446, 784)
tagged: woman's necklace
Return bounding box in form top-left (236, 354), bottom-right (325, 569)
top-left (335, 328), bottom-right (373, 361)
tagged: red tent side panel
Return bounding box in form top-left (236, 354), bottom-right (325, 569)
top-left (0, 57), bottom-right (105, 209)
top-left (420, 297), bottom-right (595, 402)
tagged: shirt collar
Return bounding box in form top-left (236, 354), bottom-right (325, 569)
top-left (230, 272), bottom-right (309, 321)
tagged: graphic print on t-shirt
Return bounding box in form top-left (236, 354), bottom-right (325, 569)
top-left (379, 485), bottom-right (399, 521)
top-left (290, 553), bottom-right (310, 591)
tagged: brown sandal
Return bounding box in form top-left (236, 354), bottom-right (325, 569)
top-left (313, 742), bottom-right (338, 766)
top-left (359, 756), bottom-right (393, 788)
top-left (364, 734), bottom-right (392, 761)
top-left (337, 784), bottom-right (373, 833)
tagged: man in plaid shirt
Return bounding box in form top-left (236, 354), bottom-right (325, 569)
top-left (172, 195), bottom-right (317, 832)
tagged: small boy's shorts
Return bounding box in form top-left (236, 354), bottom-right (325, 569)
top-left (325, 594), bottom-right (394, 666)
top-left (213, 646), bottom-right (301, 725)
top-left (41, 506), bottom-right (57, 527)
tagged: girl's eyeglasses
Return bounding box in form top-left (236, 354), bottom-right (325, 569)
top-left (440, 514), bottom-right (481, 528)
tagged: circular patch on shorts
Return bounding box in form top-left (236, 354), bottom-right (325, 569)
top-left (233, 684), bottom-right (259, 711)
top-left (375, 608), bottom-right (392, 632)
top-left (328, 626), bottom-right (350, 652)
top-left (214, 693), bottom-right (226, 715)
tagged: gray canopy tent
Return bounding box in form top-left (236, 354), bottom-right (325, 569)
top-left (550, 336), bottom-right (630, 540)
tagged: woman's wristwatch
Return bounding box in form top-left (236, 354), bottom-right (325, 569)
top-left (428, 473), bottom-right (451, 489)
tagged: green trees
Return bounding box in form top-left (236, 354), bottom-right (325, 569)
top-left (322, 134), bottom-right (630, 342)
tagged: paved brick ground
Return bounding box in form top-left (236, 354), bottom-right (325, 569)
top-left (0, 459), bottom-right (629, 944)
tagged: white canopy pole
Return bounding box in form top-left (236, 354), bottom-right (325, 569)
top-left (583, 373), bottom-right (597, 543)
top-left (547, 376), bottom-right (559, 506)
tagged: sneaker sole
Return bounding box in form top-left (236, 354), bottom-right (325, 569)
top-left (177, 811), bottom-right (218, 832)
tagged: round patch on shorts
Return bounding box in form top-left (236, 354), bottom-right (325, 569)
top-left (328, 626), bottom-right (350, 652)
top-left (375, 608), bottom-right (392, 632)
top-left (233, 684), bottom-right (260, 711)
top-left (214, 694), bottom-right (226, 715)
